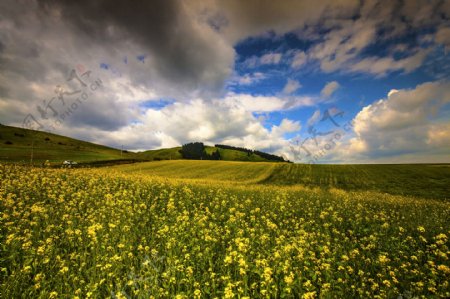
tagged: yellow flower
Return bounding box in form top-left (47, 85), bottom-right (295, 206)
top-left (302, 291), bottom-right (316, 299)
top-left (263, 267), bottom-right (273, 281)
top-left (238, 258), bottom-right (246, 268)
top-left (303, 280), bottom-right (312, 288)
top-left (224, 283), bottom-right (234, 299)
top-left (378, 255), bottom-right (390, 264)
top-left (435, 233), bottom-right (447, 240)
top-left (224, 255), bottom-right (232, 264)
top-left (284, 272), bottom-right (294, 285)
top-left (437, 264), bottom-right (450, 274)
top-left (321, 283), bottom-right (331, 293)
top-left (34, 273), bottom-right (44, 282)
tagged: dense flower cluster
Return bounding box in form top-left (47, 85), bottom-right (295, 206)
top-left (0, 164), bottom-right (449, 298)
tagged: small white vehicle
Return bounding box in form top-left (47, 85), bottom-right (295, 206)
top-left (62, 160), bottom-right (78, 167)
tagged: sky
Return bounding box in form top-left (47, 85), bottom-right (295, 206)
top-left (0, 0), bottom-right (449, 163)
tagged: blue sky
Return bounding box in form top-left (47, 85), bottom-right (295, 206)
top-left (220, 25), bottom-right (450, 162)
top-left (1, 0), bottom-right (449, 163)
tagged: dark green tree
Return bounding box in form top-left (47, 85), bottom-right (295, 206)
top-left (211, 149), bottom-right (221, 160)
top-left (180, 142), bottom-right (206, 159)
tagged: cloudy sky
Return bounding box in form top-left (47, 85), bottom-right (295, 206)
top-left (1, 0), bottom-right (449, 163)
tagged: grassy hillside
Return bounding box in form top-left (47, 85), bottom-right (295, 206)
top-left (135, 146), bottom-right (183, 161)
top-left (137, 145), bottom-right (279, 162)
top-left (114, 160), bottom-right (450, 200)
top-left (0, 125), bottom-right (137, 163)
top-left (208, 146), bottom-right (269, 162)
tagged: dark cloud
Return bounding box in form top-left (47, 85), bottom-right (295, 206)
top-left (63, 95), bottom-right (132, 131)
top-left (0, 84), bottom-right (9, 98)
top-left (38, 0), bottom-right (233, 93)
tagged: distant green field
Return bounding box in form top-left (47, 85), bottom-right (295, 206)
top-left (261, 163), bottom-right (450, 199)
top-left (114, 161), bottom-right (450, 200)
top-left (116, 160), bottom-right (277, 183)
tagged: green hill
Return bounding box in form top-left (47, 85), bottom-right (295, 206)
top-left (135, 146), bottom-right (183, 161)
top-left (0, 125), bottom-right (286, 164)
top-left (0, 124), bottom-right (137, 164)
top-left (206, 146), bottom-right (270, 162)
top-left (136, 145), bottom-right (283, 162)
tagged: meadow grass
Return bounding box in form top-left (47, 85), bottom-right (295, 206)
top-left (114, 161), bottom-right (450, 200)
top-left (1, 163), bottom-right (449, 298)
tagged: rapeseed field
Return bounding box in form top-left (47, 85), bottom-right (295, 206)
top-left (1, 164), bottom-right (449, 298)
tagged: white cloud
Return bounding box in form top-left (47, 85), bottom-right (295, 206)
top-left (282, 79), bottom-right (301, 94)
top-left (321, 81), bottom-right (340, 97)
top-left (307, 109), bottom-right (321, 127)
top-left (241, 56), bottom-right (260, 68)
top-left (348, 49), bottom-right (430, 76)
top-left (427, 123), bottom-right (450, 148)
top-left (291, 51), bottom-right (307, 69)
top-left (224, 93), bottom-right (315, 113)
top-left (435, 26), bottom-right (450, 51)
top-left (75, 97), bottom-right (302, 154)
top-left (225, 94), bottom-right (286, 112)
top-left (277, 119), bottom-right (301, 133)
top-left (341, 80), bottom-right (450, 161)
top-left (301, 0), bottom-right (438, 77)
top-left (260, 52), bottom-right (282, 65)
top-left (387, 89), bottom-right (399, 97)
top-left (43, 93), bottom-right (308, 153)
top-left (233, 72), bottom-right (266, 85)
top-left (243, 52), bottom-right (282, 68)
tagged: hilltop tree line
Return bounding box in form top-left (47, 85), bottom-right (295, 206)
top-left (215, 144), bottom-right (252, 155)
top-left (214, 144), bottom-right (286, 162)
top-left (179, 142), bottom-right (221, 160)
top-left (214, 144), bottom-right (287, 162)
top-left (253, 150), bottom-right (286, 162)
top-left (179, 142), bottom-right (288, 162)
